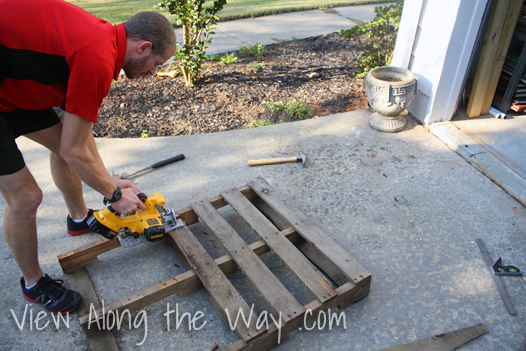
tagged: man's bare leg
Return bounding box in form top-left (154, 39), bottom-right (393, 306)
top-left (0, 167), bottom-right (44, 286)
top-left (50, 152), bottom-right (88, 220)
top-left (25, 122), bottom-right (88, 220)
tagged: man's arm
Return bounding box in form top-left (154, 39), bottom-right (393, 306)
top-left (85, 129), bottom-right (142, 193)
top-left (60, 111), bottom-right (145, 213)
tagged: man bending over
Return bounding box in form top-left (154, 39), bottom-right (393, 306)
top-left (0, 0), bottom-right (176, 314)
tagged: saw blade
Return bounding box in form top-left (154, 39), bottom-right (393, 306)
top-left (118, 233), bottom-right (147, 247)
top-left (162, 208), bottom-right (185, 232)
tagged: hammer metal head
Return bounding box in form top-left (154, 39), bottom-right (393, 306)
top-left (298, 151), bottom-right (306, 167)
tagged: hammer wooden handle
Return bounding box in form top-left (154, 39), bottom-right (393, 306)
top-left (157, 70), bottom-right (177, 78)
top-left (248, 157), bottom-right (299, 166)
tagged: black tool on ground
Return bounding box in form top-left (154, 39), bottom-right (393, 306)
top-left (119, 154), bottom-right (185, 179)
top-left (476, 239), bottom-right (518, 315)
top-left (493, 258), bottom-right (522, 277)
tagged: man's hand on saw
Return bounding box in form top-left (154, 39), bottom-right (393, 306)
top-left (112, 176), bottom-right (144, 195)
top-left (112, 187), bottom-right (147, 214)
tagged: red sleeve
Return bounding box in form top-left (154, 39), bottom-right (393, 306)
top-left (64, 38), bottom-right (117, 122)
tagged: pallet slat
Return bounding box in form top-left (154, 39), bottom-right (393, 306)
top-left (248, 177), bottom-right (370, 285)
top-left (190, 198), bottom-right (304, 324)
top-left (251, 198), bottom-right (350, 286)
top-left (170, 225), bottom-right (263, 342)
top-left (66, 268), bottom-right (120, 350)
top-left (59, 239), bottom-right (121, 273)
top-left (221, 187), bottom-right (337, 303)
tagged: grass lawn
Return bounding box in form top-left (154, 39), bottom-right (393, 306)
top-left (66, 0), bottom-right (390, 24)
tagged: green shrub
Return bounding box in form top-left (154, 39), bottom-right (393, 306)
top-left (239, 43), bottom-right (252, 56)
top-left (245, 119), bottom-right (274, 128)
top-left (240, 42), bottom-right (267, 57)
top-left (286, 99), bottom-right (314, 119)
top-left (262, 99), bottom-right (314, 119)
top-left (221, 52), bottom-right (238, 65)
top-left (252, 42), bottom-right (267, 57)
top-left (340, 2), bottom-right (403, 77)
top-left (248, 62), bottom-right (266, 77)
top-left (157, 0), bottom-right (228, 87)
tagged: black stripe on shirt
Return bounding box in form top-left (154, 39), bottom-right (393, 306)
top-left (0, 45), bottom-right (70, 87)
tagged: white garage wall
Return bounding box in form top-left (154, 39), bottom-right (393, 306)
top-left (392, 0), bottom-right (488, 124)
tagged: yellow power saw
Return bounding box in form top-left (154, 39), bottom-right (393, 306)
top-left (87, 192), bottom-right (184, 247)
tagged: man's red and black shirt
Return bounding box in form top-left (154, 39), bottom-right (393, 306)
top-left (0, 0), bottom-right (126, 122)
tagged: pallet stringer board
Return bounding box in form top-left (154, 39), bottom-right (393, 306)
top-left (67, 267), bottom-right (120, 350)
top-left (60, 178), bottom-right (370, 351)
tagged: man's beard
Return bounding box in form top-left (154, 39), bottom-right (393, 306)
top-left (122, 54), bottom-right (151, 79)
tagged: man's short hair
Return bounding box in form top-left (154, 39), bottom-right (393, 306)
top-left (123, 12), bottom-right (176, 56)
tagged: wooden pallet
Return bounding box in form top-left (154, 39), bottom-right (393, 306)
top-left (58, 177), bottom-right (371, 350)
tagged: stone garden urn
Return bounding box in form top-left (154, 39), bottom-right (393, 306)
top-left (363, 66), bottom-right (418, 133)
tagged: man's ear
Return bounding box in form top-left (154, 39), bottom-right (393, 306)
top-left (137, 41), bottom-right (153, 54)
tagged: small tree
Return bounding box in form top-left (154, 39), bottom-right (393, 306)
top-left (158, 0), bottom-right (227, 87)
top-left (341, 2), bottom-right (403, 77)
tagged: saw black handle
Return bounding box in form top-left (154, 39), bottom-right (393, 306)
top-left (150, 154), bottom-right (185, 169)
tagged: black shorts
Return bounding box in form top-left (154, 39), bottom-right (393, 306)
top-left (0, 108), bottom-right (61, 175)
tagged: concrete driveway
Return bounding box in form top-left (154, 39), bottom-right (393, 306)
top-left (1, 109), bottom-right (524, 350)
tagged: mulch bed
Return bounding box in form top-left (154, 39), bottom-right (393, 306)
top-left (93, 32), bottom-right (369, 138)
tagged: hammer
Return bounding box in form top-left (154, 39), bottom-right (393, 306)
top-left (248, 152), bottom-right (306, 167)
